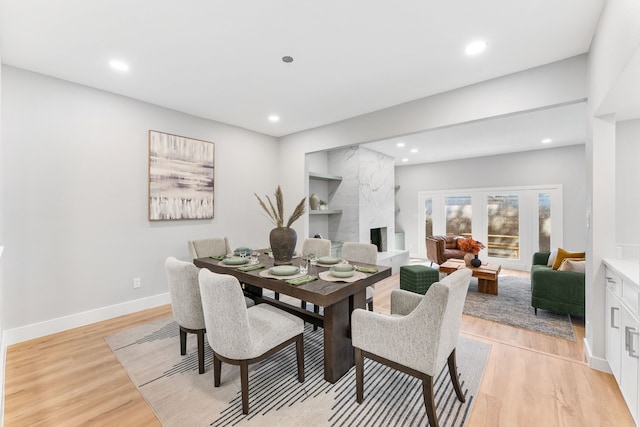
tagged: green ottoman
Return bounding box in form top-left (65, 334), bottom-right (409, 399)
top-left (400, 265), bottom-right (439, 295)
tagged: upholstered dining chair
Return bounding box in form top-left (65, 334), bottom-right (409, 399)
top-left (351, 268), bottom-right (472, 427)
top-left (300, 238), bottom-right (332, 327)
top-left (198, 268), bottom-right (305, 415)
top-left (165, 257), bottom-right (254, 375)
top-left (187, 237), bottom-right (231, 261)
top-left (340, 242), bottom-right (378, 311)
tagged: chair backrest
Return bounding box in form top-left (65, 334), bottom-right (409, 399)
top-left (198, 268), bottom-right (252, 359)
top-left (188, 237), bottom-right (231, 260)
top-left (165, 257), bottom-right (205, 330)
top-left (405, 268), bottom-right (472, 375)
top-left (340, 242), bottom-right (377, 265)
top-left (302, 238), bottom-right (331, 257)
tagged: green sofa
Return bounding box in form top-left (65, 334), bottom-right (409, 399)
top-left (530, 252), bottom-right (585, 317)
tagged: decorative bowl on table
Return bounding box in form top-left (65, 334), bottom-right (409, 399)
top-left (269, 265), bottom-right (300, 276)
top-left (223, 257), bottom-right (249, 265)
top-left (317, 256), bottom-right (340, 265)
top-left (330, 264), bottom-right (355, 278)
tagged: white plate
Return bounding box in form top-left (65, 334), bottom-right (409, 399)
top-left (269, 265), bottom-right (300, 276)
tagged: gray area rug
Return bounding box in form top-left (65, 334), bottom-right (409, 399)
top-left (106, 317), bottom-right (490, 427)
top-left (463, 275), bottom-right (576, 341)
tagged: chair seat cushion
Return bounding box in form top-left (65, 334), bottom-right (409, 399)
top-left (400, 265), bottom-right (439, 295)
top-left (246, 304), bottom-right (304, 358)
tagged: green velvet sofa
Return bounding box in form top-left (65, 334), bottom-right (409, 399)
top-left (530, 252), bottom-right (585, 317)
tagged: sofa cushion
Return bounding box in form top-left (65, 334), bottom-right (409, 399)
top-left (552, 248), bottom-right (586, 270)
top-left (547, 248), bottom-right (558, 266)
top-left (559, 258), bottom-right (586, 273)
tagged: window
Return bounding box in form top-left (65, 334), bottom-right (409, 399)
top-left (425, 197), bottom-right (433, 237)
top-left (445, 196), bottom-right (472, 237)
top-left (538, 193), bottom-right (551, 252)
top-left (487, 195), bottom-right (519, 259)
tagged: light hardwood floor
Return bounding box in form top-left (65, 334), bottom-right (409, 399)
top-left (4, 270), bottom-right (635, 426)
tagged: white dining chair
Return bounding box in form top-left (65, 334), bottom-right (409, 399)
top-left (187, 237), bottom-right (231, 261)
top-left (351, 268), bottom-right (472, 427)
top-left (340, 242), bottom-right (378, 310)
top-left (198, 268), bottom-right (305, 414)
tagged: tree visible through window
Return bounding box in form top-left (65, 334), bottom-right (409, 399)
top-left (445, 196), bottom-right (472, 237)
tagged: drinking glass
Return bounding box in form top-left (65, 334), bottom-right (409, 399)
top-left (299, 257), bottom-right (309, 275)
top-left (251, 251), bottom-right (259, 264)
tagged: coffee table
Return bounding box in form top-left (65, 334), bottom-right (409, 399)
top-left (439, 258), bottom-right (502, 295)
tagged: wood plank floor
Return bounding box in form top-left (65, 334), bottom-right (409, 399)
top-left (4, 270), bottom-right (635, 426)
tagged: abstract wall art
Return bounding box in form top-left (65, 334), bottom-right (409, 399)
top-left (148, 130), bottom-right (215, 220)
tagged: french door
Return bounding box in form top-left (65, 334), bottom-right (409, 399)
top-left (418, 185), bottom-right (563, 270)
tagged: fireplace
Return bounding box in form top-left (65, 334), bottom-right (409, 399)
top-left (370, 227), bottom-right (387, 252)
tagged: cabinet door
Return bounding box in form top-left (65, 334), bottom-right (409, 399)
top-left (621, 308), bottom-right (640, 423)
top-left (606, 287), bottom-right (622, 382)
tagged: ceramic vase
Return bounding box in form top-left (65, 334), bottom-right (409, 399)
top-left (464, 252), bottom-right (474, 267)
top-left (471, 254), bottom-right (482, 268)
top-left (309, 193), bottom-right (320, 210)
top-left (270, 227), bottom-right (297, 265)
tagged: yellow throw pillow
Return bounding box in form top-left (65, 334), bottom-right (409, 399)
top-left (552, 248), bottom-right (586, 270)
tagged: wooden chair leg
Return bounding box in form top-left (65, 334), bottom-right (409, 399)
top-left (213, 354), bottom-right (221, 387)
top-left (296, 334), bottom-right (305, 382)
top-left (422, 375), bottom-right (439, 427)
top-left (447, 348), bottom-right (465, 402)
top-left (355, 347), bottom-right (364, 403)
top-left (275, 292), bottom-right (280, 300)
top-left (240, 361), bottom-right (249, 414)
top-left (534, 307), bottom-right (538, 315)
top-left (179, 327), bottom-right (187, 355)
top-left (196, 329), bottom-right (205, 374)
top-left (366, 298), bottom-right (373, 311)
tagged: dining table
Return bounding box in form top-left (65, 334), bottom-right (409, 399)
top-left (194, 252), bottom-right (391, 383)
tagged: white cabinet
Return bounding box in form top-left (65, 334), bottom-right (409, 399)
top-left (605, 262), bottom-right (640, 424)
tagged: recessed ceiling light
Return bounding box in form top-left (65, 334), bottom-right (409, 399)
top-left (465, 40), bottom-right (487, 55)
top-left (268, 115), bottom-right (280, 123)
top-left (541, 138), bottom-right (552, 144)
top-left (109, 60), bottom-right (129, 72)
top-left (397, 142), bottom-right (405, 148)
top-left (402, 158), bottom-right (409, 162)
top-left (282, 56), bottom-right (294, 63)
top-left (410, 148), bottom-right (418, 153)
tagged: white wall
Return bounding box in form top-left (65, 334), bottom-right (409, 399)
top-left (1, 66), bottom-right (280, 333)
top-left (396, 145), bottom-right (586, 258)
top-left (586, 0), bottom-right (640, 369)
top-left (615, 119), bottom-right (640, 245)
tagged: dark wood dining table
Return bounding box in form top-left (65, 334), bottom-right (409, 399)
top-left (194, 253), bottom-right (391, 383)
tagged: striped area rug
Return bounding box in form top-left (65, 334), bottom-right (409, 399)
top-left (105, 317), bottom-right (489, 427)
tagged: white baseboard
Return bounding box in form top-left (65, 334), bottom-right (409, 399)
top-left (583, 337), bottom-right (611, 373)
top-left (2, 293), bottom-right (171, 346)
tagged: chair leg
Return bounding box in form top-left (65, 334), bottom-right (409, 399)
top-left (179, 327), bottom-right (187, 355)
top-left (213, 354), bottom-right (221, 387)
top-left (422, 375), bottom-right (439, 427)
top-left (447, 349), bottom-right (465, 402)
top-left (355, 347), bottom-right (364, 403)
top-left (196, 329), bottom-right (205, 374)
top-left (240, 361), bottom-right (250, 414)
top-left (534, 307), bottom-right (538, 315)
top-left (275, 292), bottom-right (280, 300)
top-left (296, 334), bottom-right (305, 382)
top-left (366, 298), bottom-right (373, 311)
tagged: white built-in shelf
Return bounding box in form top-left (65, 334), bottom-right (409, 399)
top-left (309, 209), bottom-right (343, 215)
top-left (309, 171), bottom-right (343, 182)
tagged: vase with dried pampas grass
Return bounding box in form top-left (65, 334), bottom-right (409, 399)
top-left (254, 186), bottom-right (306, 265)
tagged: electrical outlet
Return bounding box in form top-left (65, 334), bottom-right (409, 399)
top-left (133, 277), bottom-right (141, 288)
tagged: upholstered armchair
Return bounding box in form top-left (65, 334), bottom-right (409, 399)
top-left (198, 269), bottom-right (305, 415)
top-left (341, 242), bottom-right (378, 311)
top-left (188, 237), bottom-right (231, 261)
top-left (425, 235), bottom-right (466, 266)
top-left (351, 268), bottom-right (472, 427)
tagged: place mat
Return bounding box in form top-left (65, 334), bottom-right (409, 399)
top-left (319, 270), bottom-right (367, 283)
top-left (236, 263), bottom-right (265, 272)
top-left (259, 270), bottom-right (305, 280)
top-left (286, 275), bottom-right (318, 286)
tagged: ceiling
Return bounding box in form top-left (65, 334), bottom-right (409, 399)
top-left (1, 1), bottom-right (603, 154)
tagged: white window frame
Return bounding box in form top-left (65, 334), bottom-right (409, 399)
top-left (418, 185), bottom-right (563, 270)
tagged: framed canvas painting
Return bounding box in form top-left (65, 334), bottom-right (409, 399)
top-left (148, 130), bottom-right (215, 220)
